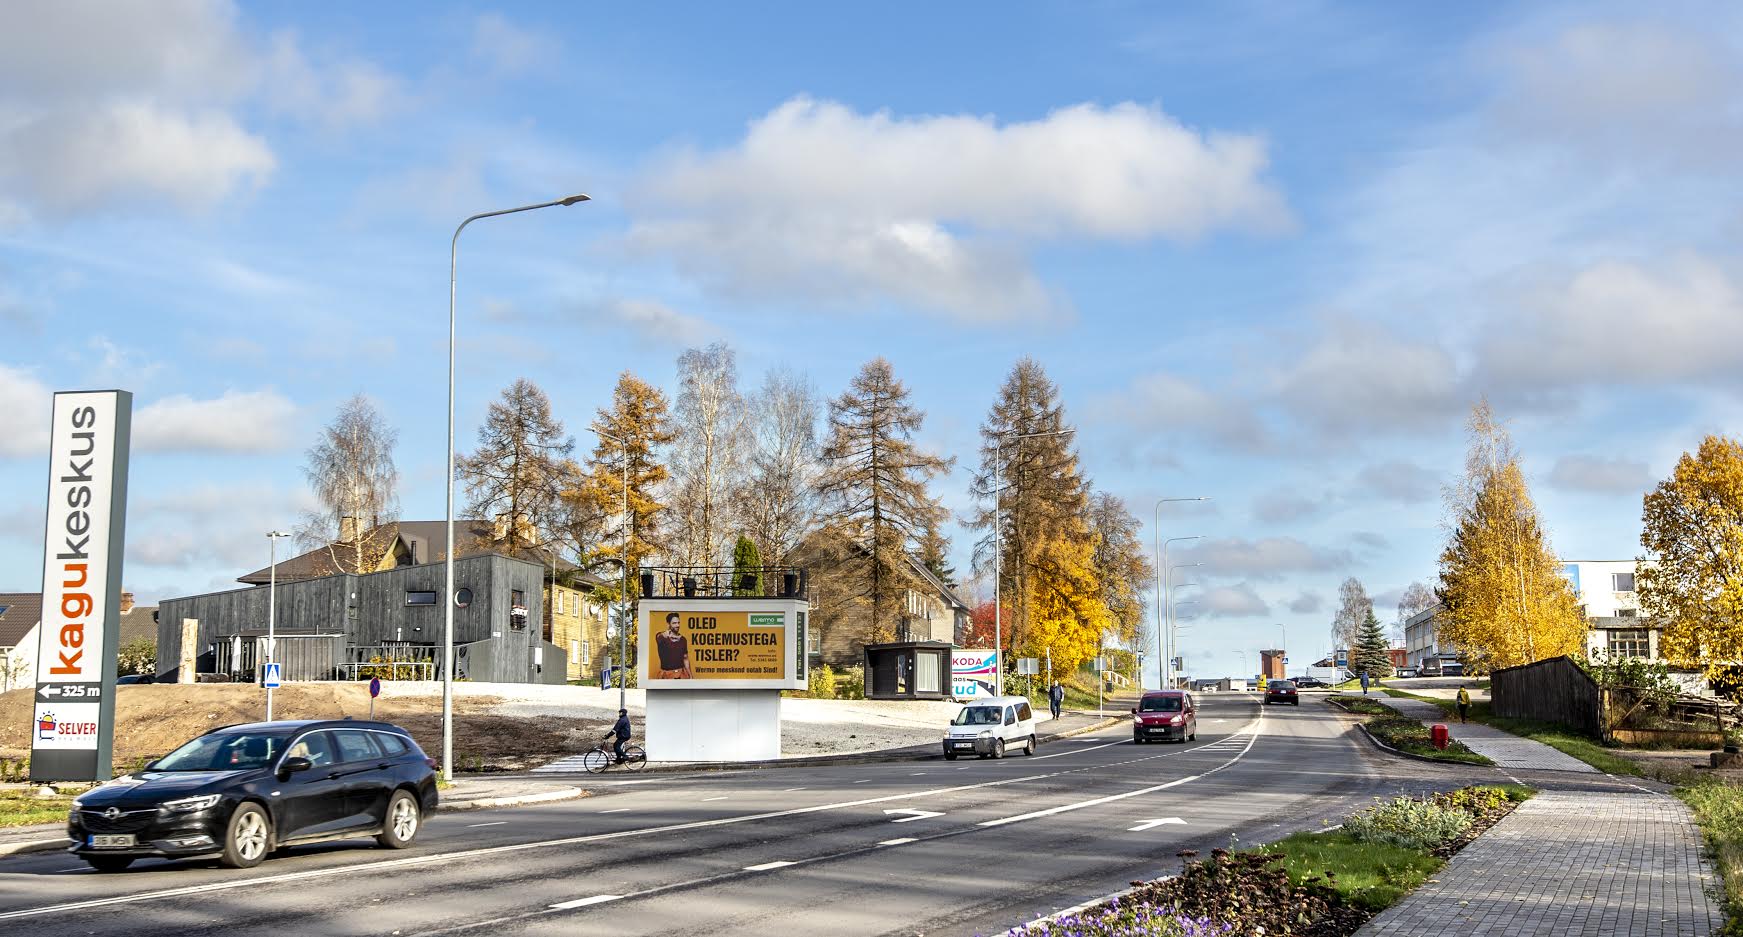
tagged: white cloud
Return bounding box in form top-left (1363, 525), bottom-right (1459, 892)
top-left (1272, 323), bottom-right (1464, 436)
top-left (1251, 488), bottom-right (1323, 525)
top-left (1202, 583), bottom-right (1271, 618)
top-left (1353, 460), bottom-right (1441, 504)
top-left (261, 33), bottom-right (402, 130)
top-left (627, 96), bottom-right (1290, 321)
top-left (1548, 454), bottom-right (1655, 495)
top-left (1286, 591), bottom-right (1323, 614)
top-left (1099, 371), bottom-right (1269, 452)
top-left (133, 390), bottom-right (297, 453)
top-left (1179, 536), bottom-right (1350, 581)
top-left (596, 299), bottom-right (719, 347)
top-left (0, 364), bottom-right (51, 457)
top-left (128, 481), bottom-right (317, 571)
top-left (471, 13), bottom-right (558, 76)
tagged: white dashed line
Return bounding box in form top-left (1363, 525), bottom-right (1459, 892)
top-left (743, 860), bottom-right (796, 871)
top-left (549, 895), bottom-right (622, 910)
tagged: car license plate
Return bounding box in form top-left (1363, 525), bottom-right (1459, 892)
top-left (951, 741), bottom-right (973, 748)
top-left (87, 834), bottom-right (135, 849)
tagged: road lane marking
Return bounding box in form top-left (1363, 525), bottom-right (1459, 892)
top-left (877, 838), bottom-right (917, 846)
top-left (701, 796), bottom-right (728, 802)
top-left (1128, 818), bottom-right (1186, 832)
top-left (853, 779), bottom-right (871, 784)
top-left (465, 821), bottom-right (508, 828)
top-left (883, 808), bottom-right (944, 823)
top-left (910, 772), bottom-right (926, 776)
top-left (1026, 740), bottom-right (1125, 760)
top-left (743, 860), bottom-right (795, 871)
top-left (781, 787), bottom-right (806, 792)
top-left (548, 895), bottom-right (621, 910)
top-left (979, 776), bottom-right (1201, 827)
top-left (599, 808), bottom-right (632, 814)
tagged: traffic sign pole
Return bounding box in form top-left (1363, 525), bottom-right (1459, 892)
top-left (369, 676), bottom-right (381, 719)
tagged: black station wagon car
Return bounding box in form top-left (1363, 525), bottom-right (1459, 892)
top-left (69, 719), bottom-right (438, 871)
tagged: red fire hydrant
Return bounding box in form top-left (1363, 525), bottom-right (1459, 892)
top-left (1431, 723), bottom-right (1450, 750)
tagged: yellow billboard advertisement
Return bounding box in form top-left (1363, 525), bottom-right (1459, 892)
top-left (646, 609), bottom-right (786, 682)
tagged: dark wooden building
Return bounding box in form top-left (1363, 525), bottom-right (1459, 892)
top-left (155, 553), bottom-right (566, 685)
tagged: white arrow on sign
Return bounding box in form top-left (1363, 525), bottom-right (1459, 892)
top-left (884, 808), bottom-right (945, 823)
top-left (1128, 818), bottom-right (1186, 832)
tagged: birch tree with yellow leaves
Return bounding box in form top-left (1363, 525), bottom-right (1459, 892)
top-left (1436, 401), bottom-right (1585, 672)
top-left (1638, 435), bottom-right (1743, 679)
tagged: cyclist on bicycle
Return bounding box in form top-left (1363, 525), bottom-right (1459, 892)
top-left (605, 709), bottom-right (632, 764)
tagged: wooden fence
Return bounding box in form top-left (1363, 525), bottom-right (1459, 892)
top-left (1490, 655), bottom-right (1602, 736)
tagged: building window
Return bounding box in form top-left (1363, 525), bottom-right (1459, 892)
top-left (455, 588), bottom-right (473, 608)
top-left (1608, 629), bottom-right (1651, 659)
top-left (1616, 608), bottom-right (1638, 618)
top-left (405, 591), bottom-right (437, 606)
top-left (570, 640), bottom-right (580, 664)
top-left (581, 640), bottom-right (590, 664)
top-left (1613, 572), bottom-right (1635, 592)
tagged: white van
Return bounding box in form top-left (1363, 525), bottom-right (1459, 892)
top-left (941, 696), bottom-right (1038, 760)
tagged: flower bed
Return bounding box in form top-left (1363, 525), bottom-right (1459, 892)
top-left (1005, 785), bottom-right (1531, 937)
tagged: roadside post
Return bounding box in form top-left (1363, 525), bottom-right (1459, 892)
top-left (262, 662), bottom-right (281, 709)
top-left (369, 676), bottom-right (381, 719)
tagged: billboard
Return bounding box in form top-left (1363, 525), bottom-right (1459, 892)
top-left (951, 649), bottom-right (997, 699)
top-left (32, 391), bottom-right (131, 782)
top-left (641, 599), bottom-right (806, 690)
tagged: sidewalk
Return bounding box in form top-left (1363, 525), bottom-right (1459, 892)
top-left (0, 776), bottom-right (585, 858)
top-left (1356, 790), bottom-right (1722, 936)
top-left (1381, 695), bottom-right (1597, 773)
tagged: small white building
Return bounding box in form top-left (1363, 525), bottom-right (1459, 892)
top-left (1560, 560), bottom-right (1659, 661)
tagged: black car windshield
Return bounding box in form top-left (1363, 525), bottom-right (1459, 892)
top-left (155, 732), bottom-right (289, 771)
top-left (953, 706), bottom-right (1002, 726)
top-left (1139, 696), bottom-right (1183, 712)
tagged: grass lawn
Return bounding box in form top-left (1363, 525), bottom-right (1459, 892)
top-left (1680, 779), bottom-right (1743, 934)
top-left (1329, 695), bottom-right (1493, 765)
top-left (1381, 690), bottom-right (1647, 776)
top-left (0, 790), bottom-right (73, 828)
top-left (1258, 830), bottom-right (1445, 911)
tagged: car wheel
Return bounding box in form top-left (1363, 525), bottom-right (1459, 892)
top-left (991, 738), bottom-right (1005, 759)
top-left (84, 855), bottom-right (134, 873)
top-left (1189, 730), bottom-right (1197, 741)
top-left (376, 790), bottom-right (421, 849)
top-left (1024, 735), bottom-right (1037, 756)
top-left (943, 752), bottom-right (958, 761)
top-left (220, 802), bottom-right (272, 869)
top-left (1133, 734), bottom-right (1143, 744)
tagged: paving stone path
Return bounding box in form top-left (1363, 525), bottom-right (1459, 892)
top-left (1356, 791), bottom-right (1722, 936)
top-left (1380, 694), bottom-right (1599, 773)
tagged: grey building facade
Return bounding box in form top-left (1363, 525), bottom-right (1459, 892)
top-left (156, 553), bottom-right (565, 685)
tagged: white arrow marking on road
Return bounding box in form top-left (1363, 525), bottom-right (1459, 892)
top-left (884, 808), bottom-right (945, 823)
top-left (1128, 818), bottom-right (1187, 832)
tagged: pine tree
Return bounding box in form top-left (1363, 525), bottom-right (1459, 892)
top-left (732, 535), bottom-right (762, 596)
top-left (1437, 401), bottom-right (1584, 671)
top-left (815, 358), bottom-right (952, 642)
top-left (1352, 609), bottom-right (1391, 678)
top-left (917, 522), bottom-right (956, 588)
top-left (457, 379), bottom-right (574, 553)
top-left (565, 372), bottom-right (675, 588)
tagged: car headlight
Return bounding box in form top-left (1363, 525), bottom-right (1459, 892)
top-left (977, 730), bottom-right (993, 738)
top-left (161, 794), bottom-right (222, 814)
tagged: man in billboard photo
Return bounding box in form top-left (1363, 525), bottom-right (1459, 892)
top-left (655, 612), bottom-right (692, 678)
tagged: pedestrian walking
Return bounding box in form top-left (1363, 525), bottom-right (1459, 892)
top-left (1359, 670), bottom-right (1370, 695)
top-left (1457, 684), bottom-right (1471, 723)
top-left (1048, 681), bottom-right (1064, 720)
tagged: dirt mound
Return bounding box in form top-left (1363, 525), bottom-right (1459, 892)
top-left (0, 683), bottom-right (605, 773)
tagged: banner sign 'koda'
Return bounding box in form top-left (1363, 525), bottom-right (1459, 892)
top-left (32, 391), bottom-right (131, 782)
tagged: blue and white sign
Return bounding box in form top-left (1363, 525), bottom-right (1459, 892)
top-left (951, 649), bottom-right (997, 699)
top-left (262, 662), bottom-right (281, 689)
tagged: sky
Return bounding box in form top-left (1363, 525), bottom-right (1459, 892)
top-left (3, 1), bottom-right (1741, 684)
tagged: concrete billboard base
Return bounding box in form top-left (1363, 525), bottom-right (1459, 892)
top-left (645, 688), bottom-right (781, 762)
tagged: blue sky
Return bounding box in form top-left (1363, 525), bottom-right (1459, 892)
top-left (3, 2), bottom-right (1741, 682)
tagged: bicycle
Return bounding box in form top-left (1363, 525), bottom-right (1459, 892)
top-left (582, 741), bottom-right (646, 773)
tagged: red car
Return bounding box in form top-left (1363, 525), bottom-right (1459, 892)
top-left (1131, 690), bottom-right (1198, 743)
top-left (1265, 680), bottom-right (1300, 705)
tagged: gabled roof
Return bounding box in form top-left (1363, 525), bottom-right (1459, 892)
top-left (0, 592), bottom-right (43, 649)
top-left (237, 519), bottom-right (582, 585)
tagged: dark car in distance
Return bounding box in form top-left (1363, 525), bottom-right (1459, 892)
top-left (1291, 676), bottom-right (1327, 689)
top-left (69, 719), bottom-right (437, 872)
top-left (1264, 680), bottom-right (1300, 705)
top-left (1132, 690), bottom-right (1198, 743)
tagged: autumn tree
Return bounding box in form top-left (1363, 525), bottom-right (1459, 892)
top-left (669, 342), bottom-right (747, 567)
top-left (1026, 531), bottom-right (1113, 679)
top-left (1351, 609), bottom-right (1392, 677)
top-left (1638, 435), bottom-right (1743, 679)
top-left (457, 379), bottom-right (574, 554)
top-left (298, 393), bottom-right (401, 573)
top-left (969, 358), bottom-right (1091, 650)
top-left (1436, 400), bottom-right (1584, 672)
top-left (1394, 581), bottom-right (1437, 646)
top-left (815, 358), bottom-right (952, 642)
top-left (736, 367), bottom-right (821, 565)
top-left (1332, 577), bottom-right (1373, 654)
top-left (565, 372), bottom-right (675, 584)
top-left (1086, 492), bottom-right (1154, 649)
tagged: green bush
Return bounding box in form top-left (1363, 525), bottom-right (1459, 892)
top-left (807, 665), bottom-right (838, 698)
top-left (116, 638), bottom-right (156, 677)
top-left (1343, 796), bottom-right (1473, 851)
top-left (835, 665), bottom-right (864, 700)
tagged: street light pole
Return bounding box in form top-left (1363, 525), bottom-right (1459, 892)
top-left (265, 530), bottom-right (290, 722)
top-left (1278, 623), bottom-right (1288, 678)
top-left (1152, 501), bottom-right (1207, 690)
top-left (988, 428), bottom-right (1075, 697)
top-left (1166, 564), bottom-right (1201, 684)
top-left (590, 425), bottom-right (633, 711)
top-left (445, 193), bottom-right (589, 782)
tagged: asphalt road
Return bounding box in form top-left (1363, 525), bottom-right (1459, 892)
top-left (0, 694), bottom-right (1481, 937)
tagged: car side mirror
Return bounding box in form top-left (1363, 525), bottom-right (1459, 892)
top-left (277, 756), bottom-right (313, 781)
top-left (144, 759), bottom-right (160, 771)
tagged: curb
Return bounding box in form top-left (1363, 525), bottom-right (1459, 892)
top-left (437, 787), bottom-right (588, 812)
top-left (518, 714), bottom-right (1130, 778)
top-left (1323, 697), bottom-right (1493, 768)
top-left (0, 837), bottom-right (67, 858)
top-left (1003, 880), bottom-right (1164, 934)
